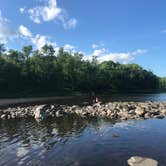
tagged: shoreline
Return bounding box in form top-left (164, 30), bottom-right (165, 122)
top-left (0, 101), bottom-right (166, 121)
top-left (0, 92), bottom-right (166, 109)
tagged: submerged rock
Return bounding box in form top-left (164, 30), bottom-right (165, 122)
top-left (127, 156), bottom-right (158, 166)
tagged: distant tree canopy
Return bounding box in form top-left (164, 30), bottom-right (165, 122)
top-left (159, 77), bottom-right (166, 90)
top-left (0, 44), bottom-right (161, 96)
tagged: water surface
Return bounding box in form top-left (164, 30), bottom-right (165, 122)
top-left (1, 116), bottom-right (166, 166)
top-left (0, 93), bottom-right (166, 107)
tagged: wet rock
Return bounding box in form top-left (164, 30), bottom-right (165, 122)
top-left (0, 101), bottom-right (166, 121)
top-left (154, 114), bottom-right (165, 119)
top-left (34, 105), bottom-right (48, 120)
top-left (55, 110), bottom-right (65, 117)
top-left (127, 156), bottom-right (158, 166)
top-left (1, 114), bottom-right (6, 119)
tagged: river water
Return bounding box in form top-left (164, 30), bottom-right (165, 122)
top-left (0, 93), bottom-right (166, 166)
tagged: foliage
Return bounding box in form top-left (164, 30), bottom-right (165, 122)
top-left (0, 44), bottom-right (160, 96)
top-left (159, 77), bottom-right (166, 89)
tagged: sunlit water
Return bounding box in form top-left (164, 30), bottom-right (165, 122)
top-left (0, 93), bottom-right (166, 166)
top-left (1, 116), bottom-right (166, 166)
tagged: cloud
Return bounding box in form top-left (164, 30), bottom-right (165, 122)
top-left (132, 49), bottom-right (147, 56)
top-left (0, 11), bottom-right (17, 43)
top-left (92, 44), bottom-right (98, 49)
top-left (31, 34), bottom-right (57, 50)
top-left (98, 52), bottom-right (134, 63)
top-left (85, 48), bottom-right (147, 63)
top-left (19, 25), bottom-right (56, 50)
top-left (17, 147), bottom-right (29, 157)
top-left (64, 18), bottom-right (77, 29)
top-left (19, 25), bottom-right (32, 37)
top-left (18, 25), bottom-right (78, 52)
top-left (93, 48), bottom-right (106, 56)
top-left (64, 44), bottom-right (75, 51)
top-left (27, 0), bottom-right (62, 23)
top-left (20, 0), bottom-right (77, 29)
top-left (19, 7), bottom-right (25, 14)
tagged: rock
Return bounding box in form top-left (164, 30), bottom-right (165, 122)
top-left (1, 114), bottom-right (6, 119)
top-left (135, 108), bottom-right (145, 117)
top-left (160, 109), bottom-right (166, 114)
top-left (0, 101), bottom-right (165, 121)
top-left (118, 111), bottom-right (130, 118)
top-left (11, 112), bottom-right (15, 119)
top-left (154, 114), bottom-right (165, 119)
top-left (127, 156), bottom-right (158, 166)
top-left (55, 110), bottom-right (65, 117)
top-left (71, 105), bottom-right (79, 110)
top-left (144, 112), bottom-right (151, 119)
top-left (34, 105), bottom-right (48, 120)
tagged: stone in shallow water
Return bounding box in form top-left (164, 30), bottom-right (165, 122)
top-left (127, 156), bottom-right (158, 166)
top-left (0, 114), bottom-right (6, 119)
top-left (34, 105), bottom-right (48, 120)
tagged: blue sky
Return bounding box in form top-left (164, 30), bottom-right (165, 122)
top-left (0, 0), bottom-right (166, 76)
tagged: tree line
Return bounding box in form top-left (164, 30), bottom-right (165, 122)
top-left (159, 77), bottom-right (166, 90)
top-left (0, 43), bottom-right (163, 97)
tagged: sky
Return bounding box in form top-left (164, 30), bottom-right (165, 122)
top-left (0, 0), bottom-right (166, 77)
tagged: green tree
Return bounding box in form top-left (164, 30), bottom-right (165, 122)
top-left (22, 45), bottom-right (33, 60)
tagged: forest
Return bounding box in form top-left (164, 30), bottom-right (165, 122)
top-left (0, 43), bottom-right (164, 97)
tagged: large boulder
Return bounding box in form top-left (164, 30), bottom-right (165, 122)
top-left (127, 156), bottom-right (158, 166)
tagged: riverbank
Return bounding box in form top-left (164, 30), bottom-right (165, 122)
top-left (1, 93), bottom-right (166, 109)
top-left (0, 101), bottom-right (166, 121)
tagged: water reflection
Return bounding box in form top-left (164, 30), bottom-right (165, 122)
top-left (1, 117), bottom-right (166, 165)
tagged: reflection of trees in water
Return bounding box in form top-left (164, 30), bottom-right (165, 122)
top-left (0, 116), bottom-right (115, 151)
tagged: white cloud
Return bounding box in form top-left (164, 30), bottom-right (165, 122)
top-left (98, 52), bottom-right (133, 63)
top-left (17, 147), bottom-right (29, 157)
top-left (20, 0), bottom-right (77, 29)
top-left (93, 48), bottom-right (106, 57)
top-left (19, 25), bottom-right (56, 50)
top-left (65, 18), bottom-right (77, 29)
top-left (64, 44), bottom-right (75, 51)
top-left (132, 49), bottom-right (147, 56)
top-left (0, 11), bottom-right (17, 43)
top-left (92, 44), bottom-right (98, 49)
top-left (85, 48), bottom-right (147, 63)
top-left (27, 0), bottom-right (61, 23)
top-left (19, 7), bottom-right (25, 14)
top-left (19, 25), bottom-right (32, 37)
top-left (31, 34), bottom-right (57, 49)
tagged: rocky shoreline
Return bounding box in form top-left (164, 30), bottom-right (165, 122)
top-left (0, 101), bottom-right (166, 121)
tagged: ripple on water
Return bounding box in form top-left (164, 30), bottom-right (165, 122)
top-left (0, 117), bottom-right (166, 165)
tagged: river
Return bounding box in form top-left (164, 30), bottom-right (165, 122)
top-left (0, 93), bottom-right (166, 166)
